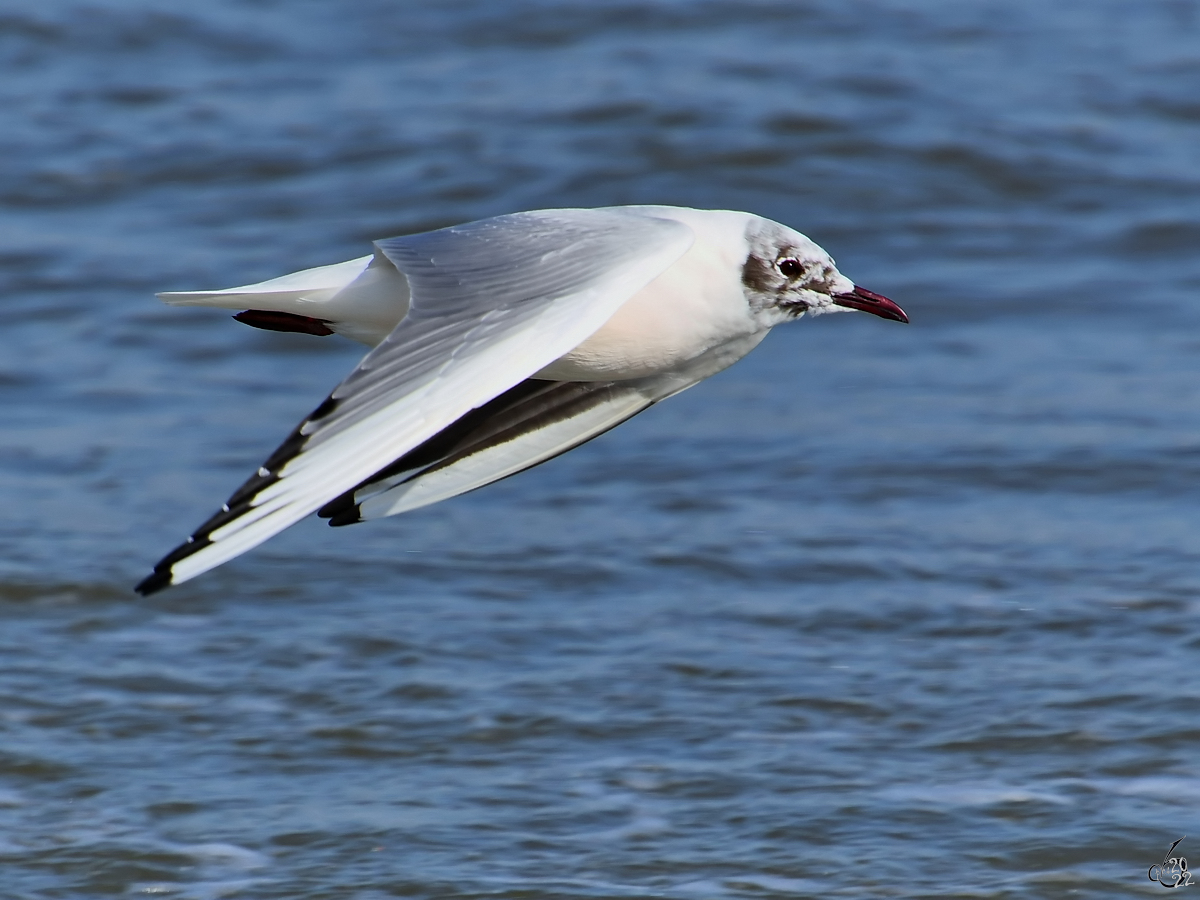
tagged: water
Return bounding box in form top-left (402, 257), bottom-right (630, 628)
top-left (3, 0), bottom-right (1200, 896)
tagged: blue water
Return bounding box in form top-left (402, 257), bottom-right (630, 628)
top-left (3, 1), bottom-right (1200, 896)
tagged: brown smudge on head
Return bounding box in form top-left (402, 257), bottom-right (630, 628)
top-left (741, 253), bottom-right (778, 293)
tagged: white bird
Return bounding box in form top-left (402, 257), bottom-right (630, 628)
top-left (136, 206), bottom-right (907, 594)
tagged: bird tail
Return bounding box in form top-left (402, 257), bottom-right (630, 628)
top-left (157, 252), bottom-right (410, 346)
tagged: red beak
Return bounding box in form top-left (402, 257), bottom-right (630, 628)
top-left (831, 286), bottom-right (909, 323)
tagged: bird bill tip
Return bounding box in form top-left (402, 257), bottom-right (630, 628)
top-left (831, 286), bottom-right (909, 323)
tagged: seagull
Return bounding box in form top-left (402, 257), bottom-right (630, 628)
top-left (136, 206), bottom-right (907, 595)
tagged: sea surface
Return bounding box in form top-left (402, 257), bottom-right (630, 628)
top-left (3, 1), bottom-right (1200, 897)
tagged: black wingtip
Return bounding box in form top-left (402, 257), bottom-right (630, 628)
top-left (317, 489), bottom-right (356, 520)
top-left (327, 506), bottom-right (363, 527)
top-left (135, 569), bottom-right (172, 596)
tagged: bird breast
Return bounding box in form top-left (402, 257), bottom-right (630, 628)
top-left (534, 223), bottom-right (761, 381)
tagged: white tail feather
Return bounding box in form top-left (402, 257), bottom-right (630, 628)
top-left (157, 253), bottom-right (410, 346)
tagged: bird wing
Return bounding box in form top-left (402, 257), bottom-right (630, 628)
top-left (316, 376), bottom-right (680, 525)
top-left (138, 208), bottom-right (694, 593)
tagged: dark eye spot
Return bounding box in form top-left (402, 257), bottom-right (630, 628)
top-left (778, 258), bottom-right (803, 277)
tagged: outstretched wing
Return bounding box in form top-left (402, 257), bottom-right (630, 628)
top-left (316, 378), bottom-right (670, 525)
top-left (137, 208), bottom-right (694, 593)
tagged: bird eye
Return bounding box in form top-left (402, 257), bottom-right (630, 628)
top-left (777, 258), bottom-right (803, 277)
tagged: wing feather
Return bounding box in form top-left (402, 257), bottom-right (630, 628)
top-left (318, 377), bottom-right (672, 525)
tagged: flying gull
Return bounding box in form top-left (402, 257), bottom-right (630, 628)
top-left (136, 206), bottom-right (907, 594)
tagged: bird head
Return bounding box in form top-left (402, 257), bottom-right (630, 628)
top-left (741, 219), bottom-right (908, 325)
